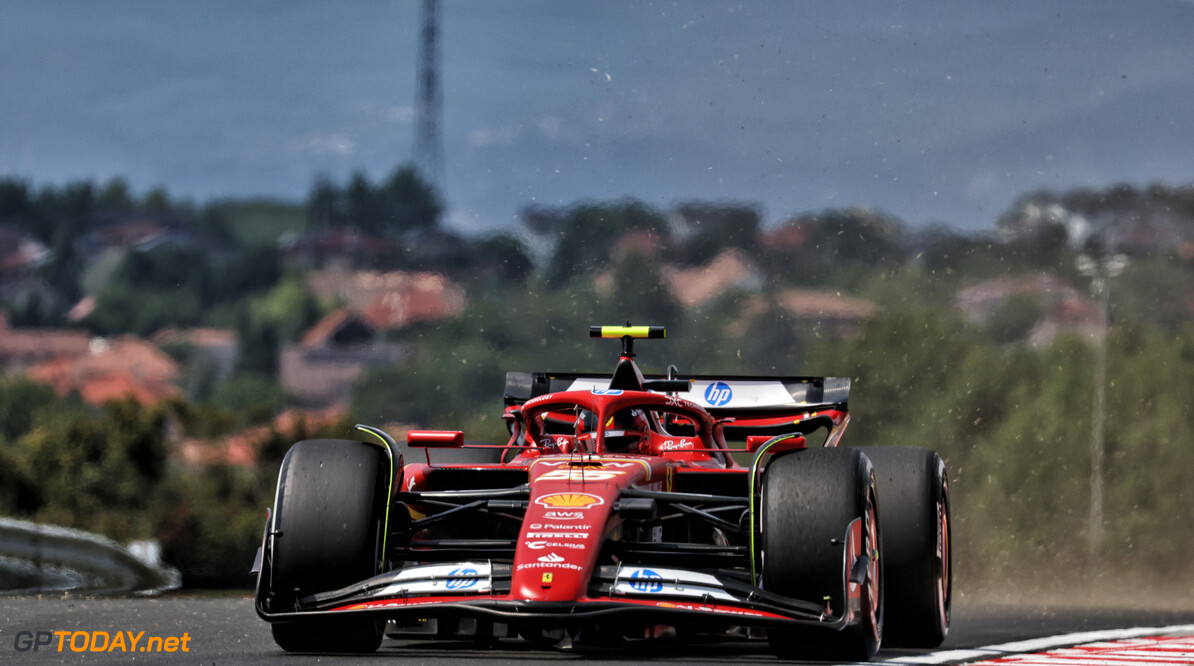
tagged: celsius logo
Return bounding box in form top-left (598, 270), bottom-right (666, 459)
top-left (704, 382), bottom-right (733, 406)
top-left (629, 568), bottom-right (664, 593)
top-left (446, 567), bottom-right (478, 590)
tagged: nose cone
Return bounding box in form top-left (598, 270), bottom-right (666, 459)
top-left (511, 457), bottom-right (655, 601)
top-left (511, 489), bottom-right (613, 601)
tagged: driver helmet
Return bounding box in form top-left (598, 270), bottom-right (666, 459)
top-left (604, 408), bottom-right (649, 452)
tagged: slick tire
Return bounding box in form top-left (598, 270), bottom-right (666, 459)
top-left (858, 446), bottom-right (951, 648)
top-left (268, 439), bottom-right (388, 653)
top-left (761, 448), bottom-right (883, 661)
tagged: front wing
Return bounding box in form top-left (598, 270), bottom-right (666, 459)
top-left (255, 521), bottom-right (871, 634)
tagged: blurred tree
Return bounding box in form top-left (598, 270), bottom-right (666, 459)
top-left (34, 180), bottom-right (95, 244)
top-left (462, 233), bottom-right (534, 286)
top-left (305, 174), bottom-right (344, 230)
top-left (379, 165), bottom-right (442, 233)
top-left (142, 186), bottom-right (173, 212)
top-left (14, 399), bottom-right (169, 540)
top-left (988, 292), bottom-right (1049, 345)
top-left (605, 251), bottom-right (682, 335)
top-left (153, 465), bottom-right (268, 588)
top-left (544, 200), bottom-right (667, 283)
top-left (305, 165), bottom-right (441, 239)
top-left (345, 171), bottom-right (382, 232)
top-left (234, 277), bottom-right (322, 376)
top-left (808, 209), bottom-right (903, 268)
top-left (1113, 255), bottom-right (1194, 332)
top-left (672, 202), bottom-right (760, 266)
top-left (97, 178), bottom-right (135, 211)
top-left (0, 376), bottom-right (58, 443)
top-left (0, 177), bottom-right (38, 234)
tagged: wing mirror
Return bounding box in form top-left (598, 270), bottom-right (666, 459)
top-left (407, 430), bottom-right (465, 448)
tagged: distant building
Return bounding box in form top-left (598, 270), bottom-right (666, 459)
top-left (774, 289), bottom-right (879, 339)
top-left (0, 225), bottom-right (56, 318)
top-left (0, 315), bottom-right (91, 373)
top-left (152, 327), bottom-right (240, 399)
top-left (997, 188), bottom-right (1194, 256)
top-left (24, 335), bottom-right (182, 406)
top-left (278, 308), bottom-right (404, 408)
top-left (611, 229), bottom-right (668, 260)
top-left (761, 220), bottom-right (811, 254)
top-left (955, 273), bottom-right (1103, 347)
top-left (728, 289), bottom-right (878, 340)
top-left (73, 211), bottom-right (206, 266)
top-left (176, 405), bottom-right (346, 467)
top-left (279, 227), bottom-right (402, 270)
top-left (306, 269), bottom-right (466, 330)
top-left (661, 249), bottom-right (763, 308)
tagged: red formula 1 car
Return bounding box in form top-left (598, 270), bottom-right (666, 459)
top-left (253, 325), bottom-right (950, 660)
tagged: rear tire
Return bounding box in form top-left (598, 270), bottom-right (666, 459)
top-left (858, 446), bottom-right (950, 648)
top-left (761, 448), bottom-right (883, 661)
top-left (267, 439), bottom-right (389, 653)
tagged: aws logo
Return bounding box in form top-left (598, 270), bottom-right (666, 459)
top-left (535, 493), bottom-right (604, 509)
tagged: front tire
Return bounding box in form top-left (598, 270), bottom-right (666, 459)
top-left (761, 448), bottom-right (883, 661)
top-left (267, 439), bottom-right (389, 653)
top-left (858, 446), bottom-right (951, 647)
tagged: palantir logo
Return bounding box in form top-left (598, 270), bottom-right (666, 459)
top-left (704, 382), bottom-right (733, 406)
top-left (446, 567), bottom-right (478, 590)
top-left (629, 568), bottom-right (664, 593)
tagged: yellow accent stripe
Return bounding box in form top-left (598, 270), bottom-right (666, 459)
top-left (599, 326), bottom-right (657, 339)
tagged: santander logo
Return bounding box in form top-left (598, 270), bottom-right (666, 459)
top-left (537, 552), bottom-right (565, 563)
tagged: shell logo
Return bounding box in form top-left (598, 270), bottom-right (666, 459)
top-left (535, 493), bottom-right (604, 509)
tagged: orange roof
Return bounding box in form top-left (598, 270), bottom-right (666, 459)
top-left (776, 289), bottom-right (880, 320)
top-left (663, 249), bottom-right (762, 308)
top-left (176, 405), bottom-right (347, 467)
top-left (612, 230), bottom-right (666, 259)
top-left (763, 221), bottom-right (810, 250)
top-left (152, 327), bottom-right (238, 349)
top-left (0, 325), bottom-right (91, 367)
top-left (307, 269), bottom-right (467, 330)
top-left (25, 335), bottom-right (181, 406)
top-left (360, 280), bottom-right (467, 329)
top-left (300, 308), bottom-right (375, 348)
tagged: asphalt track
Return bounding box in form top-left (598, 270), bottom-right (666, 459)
top-left (1, 595), bottom-right (1192, 664)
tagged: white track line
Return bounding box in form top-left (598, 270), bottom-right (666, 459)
top-left (883, 624), bottom-right (1194, 664)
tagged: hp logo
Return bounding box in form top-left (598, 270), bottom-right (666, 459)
top-left (446, 567), bottom-right (478, 590)
top-left (704, 382), bottom-right (733, 406)
top-left (629, 568), bottom-right (663, 593)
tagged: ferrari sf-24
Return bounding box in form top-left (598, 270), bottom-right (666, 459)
top-left (253, 325), bottom-right (950, 660)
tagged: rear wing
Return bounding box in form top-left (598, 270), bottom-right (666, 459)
top-left (504, 372), bottom-right (849, 414)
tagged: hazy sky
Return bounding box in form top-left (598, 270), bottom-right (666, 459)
top-left (3, 1), bottom-right (1193, 234)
